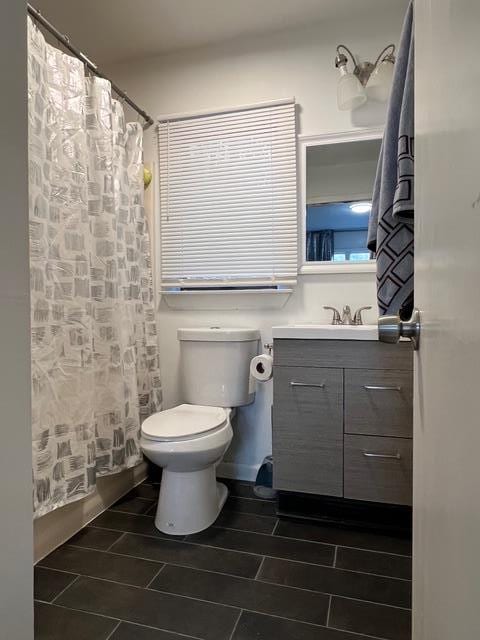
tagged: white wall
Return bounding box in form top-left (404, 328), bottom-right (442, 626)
top-left (0, 1), bottom-right (33, 636)
top-left (307, 159), bottom-right (379, 202)
top-left (110, 4), bottom-right (407, 479)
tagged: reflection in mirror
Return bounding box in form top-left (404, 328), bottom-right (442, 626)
top-left (305, 138), bottom-right (381, 264)
top-left (306, 200), bottom-right (372, 262)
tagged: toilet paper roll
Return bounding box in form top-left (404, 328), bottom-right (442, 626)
top-left (250, 354), bottom-right (273, 382)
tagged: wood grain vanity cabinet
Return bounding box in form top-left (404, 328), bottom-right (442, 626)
top-left (272, 339), bottom-right (414, 506)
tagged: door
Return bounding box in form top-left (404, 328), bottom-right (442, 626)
top-left (413, 2), bottom-right (480, 638)
top-left (0, 2), bottom-right (34, 639)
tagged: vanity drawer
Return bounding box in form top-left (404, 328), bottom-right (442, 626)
top-left (274, 339), bottom-right (413, 370)
top-left (345, 369), bottom-right (413, 438)
top-left (344, 435), bottom-right (413, 505)
top-left (273, 367), bottom-right (343, 496)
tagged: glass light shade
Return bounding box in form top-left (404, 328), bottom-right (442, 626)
top-left (350, 202), bottom-right (372, 214)
top-left (367, 59), bottom-right (394, 102)
top-left (337, 66), bottom-right (367, 111)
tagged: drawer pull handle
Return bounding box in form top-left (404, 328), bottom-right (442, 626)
top-left (363, 385), bottom-right (402, 391)
top-left (363, 451), bottom-right (401, 460)
top-left (290, 381), bottom-right (325, 388)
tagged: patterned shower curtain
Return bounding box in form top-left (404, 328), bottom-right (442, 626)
top-left (28, 18), bottom-right (162, 518)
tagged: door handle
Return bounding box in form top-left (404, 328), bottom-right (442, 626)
top-left (364, 385), bottom-right (402, 391)
top-left (363, 451), bottom-right (401, 460)
top-left (378, 308), bottom-right (421, 350)
top-left (290, 381), bottom-right (325, 388)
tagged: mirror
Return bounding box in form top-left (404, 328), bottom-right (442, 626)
top-left (301, 134), bottom-right (382, 271)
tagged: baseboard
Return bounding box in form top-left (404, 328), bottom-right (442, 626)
top-left (34, 462), bottom-right (148, 563)
top-left (277, 490), bottom-right (412, 536)
top-left (217, 461), bottom-right (260, 483)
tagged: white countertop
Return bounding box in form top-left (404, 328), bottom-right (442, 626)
top-left (271, 324), bottom-right (379, 340)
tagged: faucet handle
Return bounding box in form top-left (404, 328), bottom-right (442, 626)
top-left (323, 306), bottom-right (342, 325)
top-left (353, 306), bottom-right (372, 325)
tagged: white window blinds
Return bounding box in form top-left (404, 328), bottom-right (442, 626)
top-left (157, 99), bottom-right (297, 289)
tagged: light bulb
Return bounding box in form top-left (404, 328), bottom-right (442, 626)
top-left (350, 202), bottom-right (372, 213)
top-left (367, 58), bottom-right (395, 102)
top-left (337, 65), bottom-right (367, 111)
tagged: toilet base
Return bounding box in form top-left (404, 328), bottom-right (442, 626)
top-left (154, 466), bottom-right (228, 535)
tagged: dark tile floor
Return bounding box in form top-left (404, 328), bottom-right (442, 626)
top-left (34, 479), bottom-right (412, 640)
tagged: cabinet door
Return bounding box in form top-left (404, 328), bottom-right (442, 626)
top-left (345, 369), bottom-right (413, 438)
top-left (273, 367), bottom-right (343, 496)
top-left (344, 434), bottom-right (413, 505)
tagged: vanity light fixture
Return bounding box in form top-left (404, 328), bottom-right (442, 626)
top-left (335, 44), bottom-right (396, 111)
top-left (350, 202), bottom-right (372, 214)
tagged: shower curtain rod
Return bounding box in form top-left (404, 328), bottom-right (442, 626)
top-left (27, 3), bottom-right (154, 129)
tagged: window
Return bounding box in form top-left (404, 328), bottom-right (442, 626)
top-left (333, 251), bottom-right (371, 262)
top-left (157, 100), bottom-right (297, 291)
top-left (349, 251), bottom-right (371, 261)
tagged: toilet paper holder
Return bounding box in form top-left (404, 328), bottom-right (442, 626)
top-left (263, 342), bottom-right (273, 355)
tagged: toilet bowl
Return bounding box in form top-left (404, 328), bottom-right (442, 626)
top-left (140, 326), bottom-right (260, 536)
top-left (141, 404), bottom-right (233, 535)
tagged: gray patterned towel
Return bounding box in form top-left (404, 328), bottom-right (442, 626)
top-left (367, 1), bottom-right (414, 316)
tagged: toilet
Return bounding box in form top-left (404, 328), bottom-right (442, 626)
top-left (141, 327), bottom-right (260, 535)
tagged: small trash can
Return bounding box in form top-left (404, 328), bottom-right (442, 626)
top-left (254, 455), bottom-right (276, 499)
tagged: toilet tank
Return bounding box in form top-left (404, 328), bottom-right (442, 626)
top-left (178, 327), bottom-right (260, 407)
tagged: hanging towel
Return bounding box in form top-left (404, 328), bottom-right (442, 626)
top-left (367, 1), bottom-right (414, 316)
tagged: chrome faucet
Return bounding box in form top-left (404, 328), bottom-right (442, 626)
top-left (341, 305), bottom-right (353, 325)
top-left (323, 305), bottom-right (372, 325)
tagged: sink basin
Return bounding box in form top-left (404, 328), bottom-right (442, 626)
top-left (272, 324), bottom-right (379, 340)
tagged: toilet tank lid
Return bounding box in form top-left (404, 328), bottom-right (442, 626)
top-left (178, 327), bottom-right (260, 342)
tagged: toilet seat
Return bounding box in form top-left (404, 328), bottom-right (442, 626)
top-left (141, 404), bottom-right (228, 442)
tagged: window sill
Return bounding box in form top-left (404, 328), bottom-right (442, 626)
top-left (160, 288), bottom-right (293, 310)
top-left (299, 261), bottom-right (376, 275)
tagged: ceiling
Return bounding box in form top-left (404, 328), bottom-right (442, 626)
top-left (307, 139), bottom-right (382, 168)
top-left (307, 202), bottom-right (371, 231)
top-left (32, 0), bottom-right (398, 65)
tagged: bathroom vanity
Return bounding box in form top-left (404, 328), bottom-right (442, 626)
top-left (271, 325), bottom-right (413, 518)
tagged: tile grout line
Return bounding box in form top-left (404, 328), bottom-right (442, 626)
top-left (228, 494), bottom-right (275, 504)
top-left (40, 557), bottom-right (412, 611)
top-left (104, 620), bottom-right (121, 640)
top-left (253, 556), bottom-right (266, 580)
top-left (333, 545), bottom-right (338, 568)
top-left (43, 570), bottom-right (165, 591)
top-left (42, 551), bottom-right (411, 608)
top-left (62, 540), bottom-right (411, 585)
top-left (110, 507), bottom-right (155, 516)
top-left (105, 531), bottom-right (126, 552)
top-left (271, 519), bottom-right (280, 536)
top-left (43, 565), bottom-right (412, 618)
top-left (228, 609), bottom-right (243, 640)
top-left (326, 594), bottom-right (332, 627)
top-left (88, 520), bottom-right (281, 539)
top-left (145, 563), bottom-right (167, 588)
top-left (50, 574), bottom-right (80, 604)
top-left (272, 529), bottom-right (412, 557)
top-left (38, 599), bottom-right (388, 640)
top-left (90, 517), bottom-right (412, 558)
top-left (145, 503), bottom-right (157, 516)
top-left (142, 579), bottom-right (411, 613)
top-left (38, 601), bottom-right (204, 640)
top-left (144, 584), bottom-right (400, 637)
